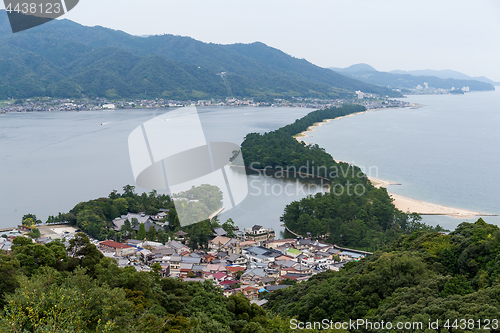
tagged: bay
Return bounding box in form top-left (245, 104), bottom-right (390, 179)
top-left (305, 89), bottom-right (500, 230)
top-left (0, 106), bottom-right (317, 235)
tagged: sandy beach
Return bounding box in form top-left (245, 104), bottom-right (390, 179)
top-left (295, 109), bottom-right (494, 219)
top-left (294, 109), bottom-right (374, 144)
top-left (368, 176), bottom-right (492, 218)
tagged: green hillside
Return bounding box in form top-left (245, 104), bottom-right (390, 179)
top-left (267, 218), bottom-right (500, 331)
top-left (0, 10), bottom-right (400, 100)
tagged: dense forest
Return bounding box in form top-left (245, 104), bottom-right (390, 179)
top-left (0, 10), bottom-right (399, 100)
top-left (267, 218), bottom-right (500, 332)
top-left (241, 105), bottom-right (444, 251)
top-left (41, 185), bottom-right (231, 250)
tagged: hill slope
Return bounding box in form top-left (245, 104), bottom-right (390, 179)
top-left (267, 218), bottom-right (500, 329)
top-left (0, 10), bottom-right (399, 100)
top-left (330, 64), bottom-right (495, 92)
top-left (390, 68), bottom-right (500, 85)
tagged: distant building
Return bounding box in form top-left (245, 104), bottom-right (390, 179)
top-left (355, 90), bottom-right (364, 99)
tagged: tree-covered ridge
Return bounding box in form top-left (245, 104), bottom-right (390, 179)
top-left (0, 10), bottom-right (399, 100)
top-left (241, 105), bottom-right (442, 251)
top-left (267, 219), bottom-right (500, 332)
top-left (242, 105), bottom-right (369, 184)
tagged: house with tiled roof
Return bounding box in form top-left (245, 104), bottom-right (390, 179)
top-left (99, 240), bottom-right (136, 256)
top-left (212, 271), bottom-right (231, 283)
top-left (209, 236), bottom-right (231, 250)
top-left (240, 268), bottom-right (266, 283)
top-left (112, 213), bottom-right (152, 232)
top-left (265, 239), bottom-right (295, 249)
top-left (213, 227), bottom-right (227, 237)
top-left (225, 265), bottom-right (246, 277)
top-left (179, 263), bottom-right (193, 277)
top-left (241, 286), bottom-right (259, 299)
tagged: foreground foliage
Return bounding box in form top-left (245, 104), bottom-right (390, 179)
top-left (1, 233), bottom-right (339, 332)
top-left (267, 218), bottom-right (500, 332)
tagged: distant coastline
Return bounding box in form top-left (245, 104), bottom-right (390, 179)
top-left (295, 107), bottom-right (496, 219)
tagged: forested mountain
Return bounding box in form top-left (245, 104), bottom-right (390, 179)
top-left (0, 10), bottom-right (399, 100)
top-left (330, 64), bottom-right (495, 91)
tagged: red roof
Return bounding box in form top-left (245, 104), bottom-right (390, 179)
top-left (242, 286), bottom-right (259, 291)
top-left (100, 240), bottom-right (133, 249)
top-left (219, 280), bottom-right (237, 285)
top-left (226, 266), bottom-right (246, 273)
top-left (213, 271), bottom-right (227, 280)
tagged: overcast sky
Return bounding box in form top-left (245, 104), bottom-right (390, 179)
top-left (4, 0), bottom-right (500, 81)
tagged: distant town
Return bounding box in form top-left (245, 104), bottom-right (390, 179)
top-left (0, 94), bottom-right (411, 114)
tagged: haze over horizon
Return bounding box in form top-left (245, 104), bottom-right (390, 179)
top-left (1, 0), bottom-right (498, 82)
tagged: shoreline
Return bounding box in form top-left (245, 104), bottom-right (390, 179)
top-left (368, 177), bottom-right (494, 219)
top-left (294, 108), bottom-right (377, 144)
top-left (295, 108), bottom-right (496, 219)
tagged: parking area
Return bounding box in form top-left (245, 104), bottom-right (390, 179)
top-left (37, 224), bottom-right (79, 238)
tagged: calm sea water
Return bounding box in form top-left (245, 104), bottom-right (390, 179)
top-left (3, 91), bottom-right (498, 235)
top-left (306, 89), bottom-right (500, 230)
top-left (0, 106), bottom-right (316, 235)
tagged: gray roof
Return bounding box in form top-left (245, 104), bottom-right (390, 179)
top-left (170, 255), bottom-right (181, 262)
top-left (181, 256), bottom-right (201, 264)
top-left (294, 264), bottom-right (310, 271)
top-left (331, 262), bottom-right (346, 268)
top-left (282, 272), bottom-right (308, 278)
top-left (133, 221), bottom-right (164, 233)
top-left (327, 248), bottom-right (341, 255)
top-left (297, 238), bottom-right (312, 245)
top-left (274, 259), bottom-right (287, 267)
top-left (212, 259), bottom-right (228, 266)
top-left (241, 268), bottom-right (266, 278)
top-left (167, 240), bottom-right (187, 250)
top-left (180, 263), bottom-right (193, 270)
top-left (191, 264), bottom-right (207, 271)
top-left (213, 227), bottom-right (227, 236)
top-left (261, 277), bottom-right (275, 284)
top-left (340, 251), bottom-right (364, 258)
top-left (36, 237), bottom-right (53, 244)
top-left (113, 213), bottom-right (152, 231)
top-left (266, 285), bottom-right (290, 291)
top-left (228, 253), bottom-right (242, 262)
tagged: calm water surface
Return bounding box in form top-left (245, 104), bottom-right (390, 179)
top-left (0, 106), bottom-right (316, 235)
top-left (306, 89), bottom-right (500, 230)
